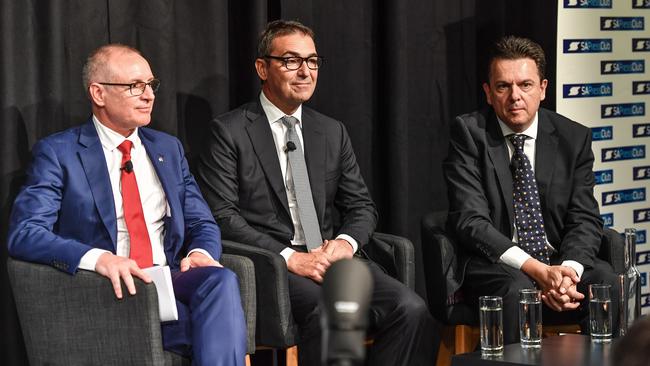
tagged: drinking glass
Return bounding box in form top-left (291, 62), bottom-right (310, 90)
top-left (519, 289), bottom-right (542, 348)
top-left (589, 284), bottom-right (612, 343)
top-left (479, 296), bottom-right (504, 356)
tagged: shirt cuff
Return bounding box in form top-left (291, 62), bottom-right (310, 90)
top-left (335, 234), bottom-right (358, 253)
top-left (187, 248), bottom-right (214, 261)
top-left (78, 248), bottom-right (111, 271)
top-left (561, 260), bottom-right (584, 279)
top-left (280, 247), bottom-right (296, 265)
top-left (499, 246), bottom-right (532, 270)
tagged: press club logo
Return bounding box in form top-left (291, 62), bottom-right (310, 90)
top-left (601, 17), bottom-right (644, 31)
top-left (601, 103), bottom-right (645, 118)
top-left (591, 126), bottom-right (613, 141)
top-left (594, 169), bottom-right (613, 185)
top-left (633, 39), bottom-right (650, 52)
top-left (602, 146), bottom-right (646, 162)
top-left (637, 230), bottom-right (647, 245)
top-left (602, 188), bottom-right (645, 206)
top-left (633, 124), bottom-right (650, 138)
top-left (634, 166), bottom-right (650, 180)
top-left (634, 208), bottom-right (650, 223)
top-left (564, 0), bottom-right (611, 7)
top-left (563, 83), bottom-right (612, 98)
top-left (563, 39), bottom-right (612, 53)
top-left (601, 60), bottom-right (644, 74)
top-left (633, 0), bottom-right (650, 8)
top-left (601, 213), bottom-right (614, 227)
top-left (633, 81), bottom-right (650, 95)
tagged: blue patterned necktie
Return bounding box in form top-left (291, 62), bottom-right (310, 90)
top-left (509, 134), bottom-right (550, 265)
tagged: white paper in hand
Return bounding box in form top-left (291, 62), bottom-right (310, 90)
top-left (142, 266), bottom-right (178, 322)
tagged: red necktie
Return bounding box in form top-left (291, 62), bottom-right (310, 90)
top-left (117, 140), bottom-right (153, 268)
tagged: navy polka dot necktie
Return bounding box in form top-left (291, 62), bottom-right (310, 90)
top-left (509, 134), bottom-right (550, 265)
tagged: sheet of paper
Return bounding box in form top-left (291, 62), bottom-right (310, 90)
top-left (143, 266), bottom-right (178, 322)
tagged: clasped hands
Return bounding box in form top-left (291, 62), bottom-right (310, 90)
top-left (521, 258), bottom-right (584, 312)
top-left (286, 239), bottom-right (354, 283)
top-left (95, 251), bottom-right (221, 299)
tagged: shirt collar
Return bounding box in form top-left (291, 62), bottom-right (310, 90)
top-left (259, 91), bottom-right (303, 128)
top-left (92, 115), bottom-right (143, 151)
top-left (497, 111), bottom-right (539, 140)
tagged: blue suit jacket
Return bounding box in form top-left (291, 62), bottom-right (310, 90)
top-left (8, 119), bottom-right (221, 274)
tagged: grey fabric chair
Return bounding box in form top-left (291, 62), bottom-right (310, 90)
top-left (7, 254), bottom-right (256, 366)
top-left (222, 233), bottom-right (415, 365)
top-left (421, 210), bottom-right (625, 360)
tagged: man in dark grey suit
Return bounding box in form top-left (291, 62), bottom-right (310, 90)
top-left (197, 20), bottom-right (439, 366)
top-left (444, 36), bottom-right (619, 344)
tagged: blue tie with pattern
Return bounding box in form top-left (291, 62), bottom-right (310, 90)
top-left (509, 134), bottom-right (550, 265)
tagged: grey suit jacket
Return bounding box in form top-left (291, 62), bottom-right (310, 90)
top-left (444, 107), bottom-right (603, 270)
top-left (197, 100), bottom-right (377, 253)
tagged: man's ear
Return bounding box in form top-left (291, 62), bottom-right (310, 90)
top-left (88, 84), bottom-right (106, 107)
top-left (255, 58), bottom-right (268, 82)
top-left (482, 82), bottom-right (493, 106)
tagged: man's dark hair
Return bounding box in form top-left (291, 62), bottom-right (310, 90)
top-left (487, 35), bottom-right (546, 81)
top-left (257, 20), bottom-right (315, 58)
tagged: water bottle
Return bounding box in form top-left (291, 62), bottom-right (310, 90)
top-left (619, 228), bottom-right (641, 336)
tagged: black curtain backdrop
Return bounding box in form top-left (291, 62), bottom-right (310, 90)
top-left (0, 1), bottom-right (557, 363)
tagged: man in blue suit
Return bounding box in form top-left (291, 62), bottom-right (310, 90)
top-left (7, 44), bottom-right (246, 365)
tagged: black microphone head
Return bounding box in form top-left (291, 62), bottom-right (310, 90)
top-left (320, 259), bottom-right (374, 366)
top-left (285, 141), bottom-right (297, 152)
top-left (124, 160), bottom-right (134, 173)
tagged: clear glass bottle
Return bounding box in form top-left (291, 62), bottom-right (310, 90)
top-left (619, 228), bottom-right (641, 336)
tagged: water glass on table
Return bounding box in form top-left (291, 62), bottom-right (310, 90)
top-left (589, 284), bottom-right (612, 343)
top-left (479, 296), bottom-right (504, 356)
top-left (519, 289), bottom-right (542, 348)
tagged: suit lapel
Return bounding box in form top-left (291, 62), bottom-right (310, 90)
top-left (535, 110), bottom-right (558, 206)
top-left (301, 109), bottom-right (326, 221)
top-left (486, 112), bottom-right (515, 231)
top-left (245, 103), bottom-right (291, 215)
top-left (77, 120), bottom-right (118, 247)
top-left (138, 129), bottom-right (177, 217)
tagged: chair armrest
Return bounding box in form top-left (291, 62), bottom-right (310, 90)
top-left (599, 228), bottom-right (625, 274)
top-left (221, 240), bottom-right (298, 348)
top-left (367, 232), bottom-right (415, 290)
top-left (7, 257), bottom-right (167, 365)
top-left (220, 254), bottom-right (257, 354)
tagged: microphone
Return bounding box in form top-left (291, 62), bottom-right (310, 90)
top-left (320, 259), bottom-right (374, 366)
top-left (122, 160), bottom-right (133, 173)
top-left (284, 141), bottom-right (297, 152)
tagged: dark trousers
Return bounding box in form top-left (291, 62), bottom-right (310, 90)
top-left (162, 266), bottom-right (247, 366)
top-left (289, 259), bottom-right (440, 366)
top-left (464, 256), bottom-right (620, 344)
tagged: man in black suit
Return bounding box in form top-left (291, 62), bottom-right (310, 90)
top-left (197, 20), bottom-right (439, 365)
top-left (444, 36), bottom-right (619, 344)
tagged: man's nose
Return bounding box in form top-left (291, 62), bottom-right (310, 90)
top-left (510, 85), bottom-right (522, 101)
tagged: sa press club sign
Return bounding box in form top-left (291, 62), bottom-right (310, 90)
top-left (563, 39), bottom-right (612, 53)
top-left (601, 103), bottom-right (645, 118)
top-left (563, 83), bottom-right (612, 98)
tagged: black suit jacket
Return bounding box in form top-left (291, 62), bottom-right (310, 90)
top-left (197, 100), bottom-right (377, 253)
top-left (444, 107), bottom-right (603, 270)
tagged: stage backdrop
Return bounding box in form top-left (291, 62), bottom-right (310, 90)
top-left (1, 1), bottom-right (560, 364)
top-left (556, 0), bottom-right (650, 312)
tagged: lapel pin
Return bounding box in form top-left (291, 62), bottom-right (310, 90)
top-left (158, 156), bottom-right (164, 162)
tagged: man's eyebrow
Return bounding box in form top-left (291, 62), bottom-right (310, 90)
top-left (281, 51), bottom-right (318, 57)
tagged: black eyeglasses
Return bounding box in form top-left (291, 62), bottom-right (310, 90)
top-left (263, 55), bottom-right (324, 70)
top-left (98, 79), bottom-right (161, 96)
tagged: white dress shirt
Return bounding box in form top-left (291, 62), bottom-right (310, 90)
top-left (78, 116), bottom-right (210, 271)
top-left (497, 113), bottom-right (584, 278)
top-left (259, 92), bottom-right (357, 263)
